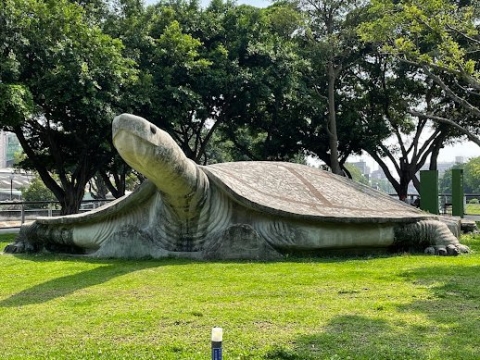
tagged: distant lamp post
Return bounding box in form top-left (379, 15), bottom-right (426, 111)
top-left (10, 171), bottom-right (15, 201)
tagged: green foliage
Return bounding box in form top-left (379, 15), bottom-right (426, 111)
top-left (344, 163), bottom-right (369, 185)
top-left (117, 0), bottom-right (318, 164)
top-left (0, 84), bottom-right (34, 127)
top-left (465, 203), bottom-right (480, 214)
top-left (20, 175), bottom-right (57, 209)
top-left (352, 0), bottom-right (475, 195)
top-left (463, 157), bottom-right (480, 193)
top-left (371, 178), bottom-right (396, 194)
top-left (359, 0), bottom-right (478, 76)
top-left (156, 21), bottom-right (211, 72)
top-left (358, 0), bottom-right (480, 147)
top-left (1, 0), bottom-right (137, 214)
top-left (294, 0), bottom-right (372, 174)
top-left (439, 157), bottom-right (480, 195)
top-left (438, 163), bottom-right (462, 194)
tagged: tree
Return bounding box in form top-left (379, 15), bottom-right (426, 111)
top-left (344, 163), bottom-right (369, 185)
top-left (463, 157), bottom-right (480, 193)
top-left (438, 157), bottom-right (480, 195)
top-left (20, 174), bottom-right (57, 209)
top-left (214, 3), bottom-right (315, 162)
top-left (353, 52), bottom-right (459, 199)
top-left (293, 0), bottom-right (371, 174)
top-left (119, 0), bottom-right (314, 164)
top-left (0, 0), bottom-right (137, 214)
top-left (199, 1), bottom-right (375, 167)
top-left (354, 0), bottom-right (480, 198)
top-left (183, 1), bottom-right (311, 163)
top-left (106, 0), bottom-right (217, 163)
top-left (358, 0), bottom-right (480, 146)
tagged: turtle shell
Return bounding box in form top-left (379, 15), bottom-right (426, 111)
top-left (202, 161), bottom-right (432, 223)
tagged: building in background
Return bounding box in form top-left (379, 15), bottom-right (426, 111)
top-left (349, 161), bottom-right (370, 175)
top-left (455, 156), bottom-right (466, 164)
top-left (0, 131), bottom-right (22, 168)
top-left (348, 161), bottom-right (370, 177)
top-left (0, 132), bottom-right (30, 199)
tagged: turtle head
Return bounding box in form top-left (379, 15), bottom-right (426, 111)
top-left (112, 114), bottom-right (208, 214)
top-left (112, 114), bottom-right (178, 174)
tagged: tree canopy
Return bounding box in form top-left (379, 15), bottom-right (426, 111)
top-left (359, 0), bottom-right (480, 146)
top-left (2, 0), bottom-right (479, 212)
top-left (1, 0), bottom-right (137, 213)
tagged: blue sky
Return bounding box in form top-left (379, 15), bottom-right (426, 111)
top-left (144, 0), bottom-right (270, 8)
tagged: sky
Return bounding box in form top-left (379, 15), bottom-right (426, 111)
top-left (443, 141), bottom-right (480, 162)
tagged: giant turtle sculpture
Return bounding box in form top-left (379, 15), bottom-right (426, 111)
top-left (4, 114), bottom-right (469, 259)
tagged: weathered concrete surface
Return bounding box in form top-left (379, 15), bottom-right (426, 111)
top-left (204, 161), bottom-right (427, 221)
top-left (4, 114), bottom-right (469, 259)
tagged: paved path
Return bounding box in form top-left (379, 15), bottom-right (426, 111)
top-left (0, 220), bottom-right (32, 234)
top-left (464, 215), bottom-right (480, 221)
top-left (0, 221), bottom-right (24, 228)
top-left (0, 228), bottom-right (19, 234)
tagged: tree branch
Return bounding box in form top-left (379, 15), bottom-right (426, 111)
top-left (445, 24), bottom-right (480, 45)
top-left (408, 110), bottom-right (480, 147)
top-left (419, 65), bottom-right (480, 117)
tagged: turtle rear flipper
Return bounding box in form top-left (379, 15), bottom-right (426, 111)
top-left (396, 219), bottom-right (470, 255)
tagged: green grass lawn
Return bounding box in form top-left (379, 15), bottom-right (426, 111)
top-left (1, 233), bottom-right (480, 359)
top-left (465, 203), bottom-right (480, 215)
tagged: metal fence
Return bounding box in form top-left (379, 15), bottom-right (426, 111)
top-left (0, 199), bottom-right (114, 224)
top-left (392, 193), bottom-right (480, 215)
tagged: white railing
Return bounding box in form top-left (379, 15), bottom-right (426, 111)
top-left (0, 199), bottom-right (114, 224)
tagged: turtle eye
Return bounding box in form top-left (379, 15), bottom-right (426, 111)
top-left (150, 125), bottom-right (157, 135)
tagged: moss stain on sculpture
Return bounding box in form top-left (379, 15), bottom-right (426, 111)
top-left (4, 114), bottom-right (470, 259)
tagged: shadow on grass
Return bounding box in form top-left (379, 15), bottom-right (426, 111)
top-left (399, 264), bottom-right (480, 300)
top-left (264, 315), bottom-right (428, 359)
top-left (0, 259), bottom-right (166, 308)
top-left (395, 264), bottom-right (480, 359)
top-left (263, 264), bottom-right (480, 360)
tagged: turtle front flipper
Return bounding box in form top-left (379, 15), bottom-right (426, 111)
top-left (4, 222), bottom-right (41, 254)
top-left (394, 219), bottom-right (470, 255)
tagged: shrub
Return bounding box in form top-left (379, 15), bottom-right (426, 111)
top-left (20, 175), bottom-right (57, 209)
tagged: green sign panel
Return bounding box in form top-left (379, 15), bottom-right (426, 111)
top-left (452, 169), bottom-right (464, 217)
top-left (420, 170), bottom-right (439, 215)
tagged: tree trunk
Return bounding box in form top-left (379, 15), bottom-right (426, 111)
top-left (327, 62), bottom-right (342, 175)
top-left (395, 157), bottom-right (409, 201)
top-left (15, 126), bottom-right (94, 215)
top-left (59, 186), bottom-right (85, 215)
top-left (367, 151), bottom-right (418, 202)
top-left (101, 169), bottom-right (126, 199)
